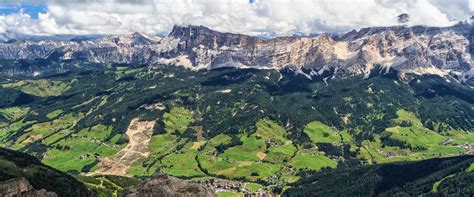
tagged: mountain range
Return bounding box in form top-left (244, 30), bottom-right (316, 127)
top-left (0, 23), bottom-right (473, 85)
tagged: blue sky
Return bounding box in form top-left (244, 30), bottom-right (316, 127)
top-left (0, 3), bottom-right (47, 19)
top-left (0, 0), bottom-right (472, 36)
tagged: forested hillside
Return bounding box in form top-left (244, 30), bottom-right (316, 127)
top-left (284, 155), bottom-right (474, 196)
top-left (0, 61), bottom-right (473, 195)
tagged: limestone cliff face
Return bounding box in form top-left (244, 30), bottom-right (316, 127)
top-left (162, 24), bottom-right (472, 75)
top-left (0, 23), bottom-right (472, 83)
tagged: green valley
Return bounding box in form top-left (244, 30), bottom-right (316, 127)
top-left (0, 63), bottom-right (473, 195)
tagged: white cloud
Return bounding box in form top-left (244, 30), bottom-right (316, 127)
top-left (429, 0), bottom-right (471, 20)
top-left (470, 0), bottom-right (474, 12)
top-left (0, 0), bottom-right (472, 37)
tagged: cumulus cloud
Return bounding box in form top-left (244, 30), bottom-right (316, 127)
top-left (0, 0), bottom-right (472, 37)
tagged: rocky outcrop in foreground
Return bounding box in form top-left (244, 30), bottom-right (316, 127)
top-left (0, 177), bottom-right (57, 197)
top-left (0, 148), bottom-right (92, 197)
top-left (123, 173), bottom-right (216, 197)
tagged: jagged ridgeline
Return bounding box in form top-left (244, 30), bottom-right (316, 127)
top-left (0, 60), bottom-right (473, 195)
top-left (0, 24), bottom-right (473, 85)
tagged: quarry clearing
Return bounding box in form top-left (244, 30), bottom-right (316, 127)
top-left (93, 118), bottom-right (155, 176)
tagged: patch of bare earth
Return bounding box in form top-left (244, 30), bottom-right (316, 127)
top-left (257, 152), bottom-right (266, 160)
top-left (22, 134), bottom-right (43, 144)
top-left (93, 118), bottom-right (155, 176)
top-left (342, 114), bottom-right (351, 125)
top-left (191, 126), bottom-right (204, 141)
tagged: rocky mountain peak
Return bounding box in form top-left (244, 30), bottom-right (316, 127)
top-left (105, 32), bottom-right (161, 47)
top-left (169, 25), bottom-right (212, 37)
top-left (129, 32), bottom-right (161, 45)
top-left (169, 24), bottom-right (263, 49)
